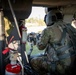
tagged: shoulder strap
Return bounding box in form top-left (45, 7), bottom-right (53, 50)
top-left (53, 25), bottom-right (67, 46)
top-left (59, 27), bottom-right (67, 45)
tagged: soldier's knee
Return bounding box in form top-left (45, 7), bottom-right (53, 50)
top-left (30, 58), bottom-right (36, 65)
top-left (30, 57), bottom-right (38, 66)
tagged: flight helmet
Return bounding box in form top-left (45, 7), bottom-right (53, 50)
top-left (44, 10), bottom-right (63, 26)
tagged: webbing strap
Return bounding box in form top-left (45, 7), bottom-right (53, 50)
top-left (58, 51), bottom-right (76, 60)
top-left (59, 28), bottom-right (67, 45)
top-left (65, 24), bottom-right (76, 54)
top-left (56, 44), bottom-right (72, 54)
top-left (66, 24), bottom-right (76, 43)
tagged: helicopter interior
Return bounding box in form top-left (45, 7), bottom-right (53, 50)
top-left (1, 0), bottom-right (76, 22)
top-left (0, 0), bottom-right (76, 75)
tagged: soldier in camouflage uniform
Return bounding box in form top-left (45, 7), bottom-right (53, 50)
top-left (30, 10), bottom-right (76, 75)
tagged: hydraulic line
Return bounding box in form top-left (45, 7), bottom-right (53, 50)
top-left (7, 0), bottom-right (21, 39)
top-left (7, 0), bottom-right (24, 75)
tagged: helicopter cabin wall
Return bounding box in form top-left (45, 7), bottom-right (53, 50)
top-left (62, 5), bottom-right (76, 24)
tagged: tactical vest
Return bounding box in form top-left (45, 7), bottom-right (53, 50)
top-left (46, 24), bottom-right (76, 74)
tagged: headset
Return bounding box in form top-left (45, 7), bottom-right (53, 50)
top-left (44, 10), bottom-right (63, 26)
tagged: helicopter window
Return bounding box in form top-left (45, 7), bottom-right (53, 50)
top-left (26, 6), bottom-right (46, 55)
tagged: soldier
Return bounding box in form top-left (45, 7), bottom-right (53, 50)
top-left (30, 10), bottom-right (76, 75)
top-left (71, 12), bottom-right (76, 28)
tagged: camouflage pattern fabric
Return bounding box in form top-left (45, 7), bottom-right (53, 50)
top-left (30, 21), bottom-right (76, 75)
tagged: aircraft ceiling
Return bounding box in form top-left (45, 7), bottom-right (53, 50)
top-left (1, 0), bottom-right (76, 21)
top-left (33, 0), bottom-right (76, 7)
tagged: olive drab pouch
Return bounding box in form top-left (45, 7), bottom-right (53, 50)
top-left (46, 44), bottom-right (59, 62)
top-left (45, 44), bottom-right (59, 71)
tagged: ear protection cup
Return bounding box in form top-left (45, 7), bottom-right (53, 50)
top-left (55, 12), bottom-right (63, 20)
top-left (51, 15), bottom-right (57, 22)
top-left (44, 10), bottom-right (63, 26)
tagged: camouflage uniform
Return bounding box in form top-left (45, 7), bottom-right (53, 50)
top-left (31, 12), bottom-right (76, 75)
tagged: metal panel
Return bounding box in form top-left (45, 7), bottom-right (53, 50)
top-left (2, 0), bottom-right (33, 21)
